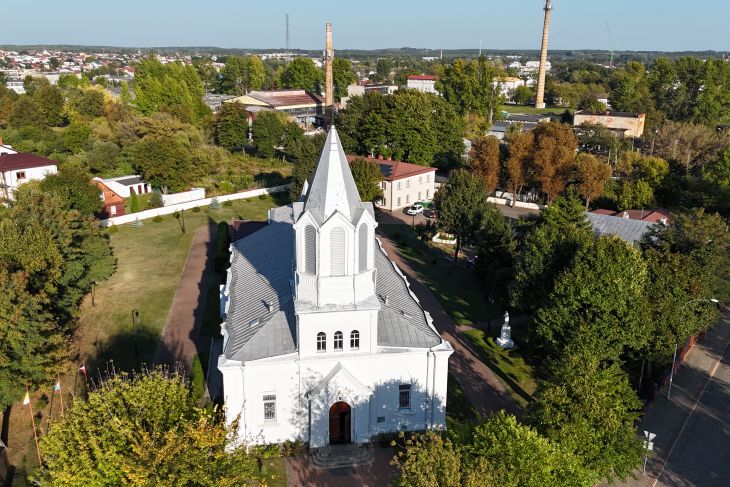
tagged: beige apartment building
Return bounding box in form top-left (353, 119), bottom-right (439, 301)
top-left (346, 156), bottom-right (437, 211)
top-left (573, 110), bottom-right (646, 138)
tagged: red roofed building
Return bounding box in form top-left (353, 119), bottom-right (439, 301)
top-left (346, 155), bottom-right (436, 211)
top-left (406, 75), bottom-right (440, 95)
top-left (0, 144), bottom-right (58, 199)
top-left (93, 178), bottom-right (126, 219)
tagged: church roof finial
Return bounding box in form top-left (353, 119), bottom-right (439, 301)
top-left (304, 126), bottom-right (362, 220)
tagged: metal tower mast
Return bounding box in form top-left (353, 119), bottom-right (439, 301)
top-left (535, 0), bottom-right (552, 109)
top-left (285, 14), bottom-right (291, 52)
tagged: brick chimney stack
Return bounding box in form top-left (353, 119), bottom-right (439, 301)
top-left (324, 23), bottom-right (334, 124)
top-left (534, 0), bottom-right (552, 109)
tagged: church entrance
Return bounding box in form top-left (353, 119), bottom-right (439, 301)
top-left (328, 401), bottom-right (351, 444)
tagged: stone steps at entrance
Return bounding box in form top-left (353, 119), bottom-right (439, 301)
top-left (310, 443), bottom-right (375, 469)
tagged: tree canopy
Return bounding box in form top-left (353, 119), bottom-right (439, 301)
top-left (350, 158), bottom-right (384, 202)
top-left (435, 169), bottom-right (488, 259)
top-left (36, 369), bottom-right (258, 486)
top-left (281, 57), bottom-right (322, 93)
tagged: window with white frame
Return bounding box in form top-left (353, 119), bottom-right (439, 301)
top-left (263, 394), bottom-right (276, 421)
top-left (397, 197), bottom-right (401, 206)
top-left (317, 332), bottom-right (326, 352)
top-left (406, 178), bottom-right (410, 188)
top-left (16, 171), bottom-right (26, 180)
top-left (397, 181), bottom-right (402, 190)
top-left (334, 331), bottom-right (343, 350)
top-left (426, 189), bottom-right (430, 198)
top-left (426, 174), bottom-right (430, 183)
top-left (399, 384), bottom-right (411, 409)
top-left (381, 181), bottom-right (386, 190)
top-left (406, 194), bottom-right (410, 204)
top-left (350, 330), bottom-right (360, 350)
top-left (418, 191), bottom-right (421, 200)
top-left (419, 176), bottom-right (422, 184)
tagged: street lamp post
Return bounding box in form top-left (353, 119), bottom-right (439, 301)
top-left (667, 298), bottom-right (719, 398)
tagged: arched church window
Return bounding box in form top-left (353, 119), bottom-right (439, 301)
top-left (358, 224), bottom-right (368, 272)
top-left (330, 227), bottom-right (346, 276)
top-left (350, 330), bottom-right (360, 350)
top-left (304, 225), bottom-right (317, 274)
top-left (334, 331), bottom-right (343, 350)
top-left (316, 332), bottom-right (326, 352)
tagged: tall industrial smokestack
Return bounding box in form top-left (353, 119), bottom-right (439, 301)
top-left (324, 23), bottom-right (334, 124)
top-left (534, 0), bottom-right (552, 109)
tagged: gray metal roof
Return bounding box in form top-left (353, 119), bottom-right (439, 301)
top-left (222, 212), bottom-right (441, 361)
top-left (115, 176), bottom-right (144, 186)
top-left (304, 126), bottom-right (363, 222)
top-left (223, 221), bottom-right (296, 361)
top-left (586, 212), bottom-right (654, 244)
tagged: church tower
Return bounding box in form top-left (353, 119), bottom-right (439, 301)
top-left (292, 127), bottom-right (380, 356)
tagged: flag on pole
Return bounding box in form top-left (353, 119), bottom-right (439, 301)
top-left (54, 381), bottom-right (61, 392)
top-left (23, 391), bottom-right (30, 405)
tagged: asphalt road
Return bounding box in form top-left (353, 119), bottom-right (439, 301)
top-left (653, 321), bottom-right (730, 487)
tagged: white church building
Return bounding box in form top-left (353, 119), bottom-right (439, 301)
top-left (217, 127), bottom-right (453, 448)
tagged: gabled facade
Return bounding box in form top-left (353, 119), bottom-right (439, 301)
top-left (218, 127), bottom-right (453, 448)
top-left (0, 147), bottom-right (58, 199)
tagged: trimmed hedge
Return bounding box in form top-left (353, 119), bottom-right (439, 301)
top-left (214, 222), bottom-right (230, 272)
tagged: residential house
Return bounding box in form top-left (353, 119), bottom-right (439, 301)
top-left (340, 83), bottom-right (398, 108)
top-left (93, 178), bottom-right (126, 218)
top-left (494, 76), bottom-right (526, 100)
top-left (346, 156), bottom-right (437, 211)
top-left (0, 146), bottom-right (57, 199)
top-left (101, 175), bottom-right (151, 198)
top-left (586, 212), bottom-right (655, 245)
top-left (591, 208), bottom-right (670, 225)
top-left (406, 75), bottom-right (439, 95)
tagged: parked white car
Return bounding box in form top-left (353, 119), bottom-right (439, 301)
top-left (406, 204), bottom-right (424, 215)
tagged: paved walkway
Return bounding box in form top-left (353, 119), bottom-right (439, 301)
top-left (154, 224), bottom-right (217, 371)
top-left (286, 446), bottom-right (394, 487)
top-left (607, 309), bottom-right (730, 487)
top-left (376, 232), bottom-right (517, 416)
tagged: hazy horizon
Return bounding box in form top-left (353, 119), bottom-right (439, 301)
top-left (2, 0), bottom-right (728, 52)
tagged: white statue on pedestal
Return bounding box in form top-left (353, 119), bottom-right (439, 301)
top-left (495, 310), bottom-right (514, 349)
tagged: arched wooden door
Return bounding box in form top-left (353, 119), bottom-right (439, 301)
top-left (328, 401), bottom-right (351, 444)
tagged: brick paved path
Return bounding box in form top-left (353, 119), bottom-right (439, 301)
top-left (376, 233), bottom-right (518, 416)
top-left (154, 224), bottom-right (217, 370)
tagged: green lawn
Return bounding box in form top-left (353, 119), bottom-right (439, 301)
top-left (251, 457), bottom-right (287, 487)
top-left (462, 328), bottom-right (537, 407)
top-left (378, 224), bottom-right (493, 325)
top-left (76, 193), bottom-right (289, 372)
top-left (499, 104), bottom-right (570, 116)
top-left (378, 223), bottom-right (538, 408)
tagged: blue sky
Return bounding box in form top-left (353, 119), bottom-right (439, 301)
top-left (3, 0), bottom-right (728, 51)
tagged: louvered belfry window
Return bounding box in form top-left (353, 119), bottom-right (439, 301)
top-left (330, 227), bottom-right (346, 276)
top-left (304, 225), bottom-right (317, 274)
top-left (358, 224), bottom-right (368, 272)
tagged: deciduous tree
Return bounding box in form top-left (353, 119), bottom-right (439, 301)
top-left (435, 169), bottom-right (488, 259)
top-left (575, 152), bottom-right (611, 208)
top-left (35, 369), bottom-right (258, 486)
top-left (469, 136), bottom-right (501, 194)
top-left (213, 102), bottom-right (249, 151)
top-left (531, 122), bottom-right (578, 203)
top-left (528, 354), bottom-right (644, 484)
top-left (251, 111), bottom-right (287, 159)
top-left (350, 158), bottom-right (383, 202)
top-left (39, 165), bottom-right (102, 215)
top-left (332, 58), bottom-right (357, 101)
top-left (281, 57), bottom-right (322, 93)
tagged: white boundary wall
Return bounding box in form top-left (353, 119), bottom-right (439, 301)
top-left (161, 188), bottom-right (206, 206)
top-left (99, 184), bottom-right (291, 227)
top-left (487, 196), bottom-right (545, 210)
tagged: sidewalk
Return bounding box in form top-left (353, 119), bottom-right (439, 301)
top-left (608, 310), bottom-right (730, 487)
top-left (154, 224), bottom-right (217, 370)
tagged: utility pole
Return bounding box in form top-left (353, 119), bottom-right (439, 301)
top-left (535, 0), bottom-right (552, 109)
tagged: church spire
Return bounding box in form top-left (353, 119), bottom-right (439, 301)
top-left (304, 126), bottom-right (362, 221)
